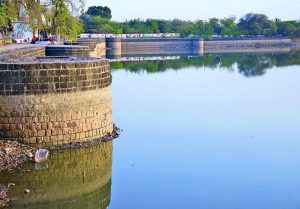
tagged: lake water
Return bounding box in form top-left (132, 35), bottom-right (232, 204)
top-left (1, 51), bottom-right (300, 209)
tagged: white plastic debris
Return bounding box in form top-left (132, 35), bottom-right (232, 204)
top-left (34, 149), bottom-right (49, 163)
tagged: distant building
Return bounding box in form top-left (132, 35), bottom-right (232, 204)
top-left (13, 3), bottom-right (35, 43)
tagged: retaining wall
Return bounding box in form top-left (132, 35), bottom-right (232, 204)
top-left (0, 57), bottom-right (113, 146)
top-left (65, 38), bottom-right (106, 57)
top-left (0, 57), bottom-right (110, 95)
top-left (204, 39), bottom-right (293, 53)
top-left (120, 38), bottom-right (204, 55)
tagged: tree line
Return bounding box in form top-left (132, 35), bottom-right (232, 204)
top-left (82, 6), bottom-right (300, 38)
top-left (0, 2), bottom-right (299, 40)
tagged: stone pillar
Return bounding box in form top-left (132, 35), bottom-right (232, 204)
top-left (106, 37), bottom-right (122, 57)
top-left (192, 38), bottom-right (204, 54)
top-left (0, 57), bottom-right (113, 147)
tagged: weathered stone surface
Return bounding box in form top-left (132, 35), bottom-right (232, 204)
top-left (120, 38), bottom-right (204, 55)
top-left (204, 39), bottom-right (293, 52)
top-left (0, 87), bottom-right (113, 146)
top-left (0, 56), bottom-right (113, 146)
top-left (0, 46), bottom-right (45, 57)
top-left (0, 57), bottom-right (111, 95)
top-left (65, 38), bottom-right (106, 57)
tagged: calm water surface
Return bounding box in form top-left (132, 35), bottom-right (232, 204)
top-left (1, 52), bottom-right (300, 209)
top-left (109, 52), bottom-right (300, 209)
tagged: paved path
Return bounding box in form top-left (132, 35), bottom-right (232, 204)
top-left (0, 44), bottom-right (40, 53)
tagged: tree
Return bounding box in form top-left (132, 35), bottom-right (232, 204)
top-left (86, 6), bottom-right (112, 19)
top-left (1, 0), bottom-right (84, 40)
top-left (194, 20), bottom-right (213, 38)
top-left (127, 19), bottom-right (146, 33)
top-left (43, 0), bottom-right (85, 39)
top-left (146, 19), bottom-right (159, 33)
top-left (220, 17), bottom-right (240, 36)
top-left (171, 19), bottom-right (194, 37)
top-left (79, 7), bottom-right (300, 38)
top-left (0, 0), bottom-right (19, 31)
top-left (237, 13), bottom-right (276, 36)
top-left (209, 17), bottom-right (222, 34)
top-left (277, 20), bottom-right (297, 37)
top-left (82, 16), bottom-right (122, 34)
top-left (157, 20), bottom-right (172, 33)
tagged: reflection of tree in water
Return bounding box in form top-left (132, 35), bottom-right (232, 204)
top-left (237, 55), bottom-right (272, 77)
top-left (110, 51), bottom-right (300, 77)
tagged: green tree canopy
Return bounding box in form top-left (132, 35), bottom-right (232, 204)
top-left (0, 0), bottom-right (85, 40)
top-left (86, 6), bottom-right (112, 19)
top-left (80, 6), bottom-right (300, 38)
top-left (237, 13), bottom-right (276, 36)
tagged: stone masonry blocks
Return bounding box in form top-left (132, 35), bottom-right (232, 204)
top-left (0, 57), bottom-right (113, 146)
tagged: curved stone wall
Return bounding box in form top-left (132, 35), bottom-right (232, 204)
top-left (0, 57), bottom-right (111, 95)
top-left (65, 38), bottom-right (106, 57)
top-left (46, 45), bottom-right (90, 57)
top-left (0, 141), bottom-right (113, 209)
top-left (0, 57), bottom-right (113, 146)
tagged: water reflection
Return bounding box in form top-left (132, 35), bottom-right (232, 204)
top-left (109, 51), bottom-right (300, 209)
top-left (110, 51), bottom-right (300, 77)
top-left (0, 141), bottom-right (113, 209)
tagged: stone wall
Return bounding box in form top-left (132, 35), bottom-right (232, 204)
top-left (292, 38), bottom-right (300, 43)
top-left (0, 57), bottom-right (113, 146)
top-left (65, 38), bottom-right (106, 57)
top-left (0, 141), bottom-right (113, 209)
top-left (0, 57), bottom-right (111, 95)
top-left (204, 39), bottom-right (293, 53)
top-left (120, 38), bottom-right (204, 55)
top-left (46, 45), bottom-right (90, 57)
top-left (90, 43), bottom-right (107, 57)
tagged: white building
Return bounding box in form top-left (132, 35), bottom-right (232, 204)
top-left (13, 3), bottom-right (34, 43)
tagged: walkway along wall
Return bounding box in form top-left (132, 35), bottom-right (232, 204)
top-left (0, 46), bottom-right (45, 57)
top-left (0, 57), bottom-right (113, 147)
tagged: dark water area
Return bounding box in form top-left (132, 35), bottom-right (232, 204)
top-left (1, 51), bottom-right (300, 209)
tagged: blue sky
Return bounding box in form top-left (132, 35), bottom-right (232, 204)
top-left (86, 0), bottom-right (299, 21)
